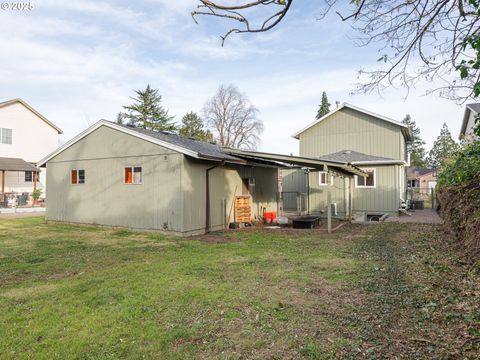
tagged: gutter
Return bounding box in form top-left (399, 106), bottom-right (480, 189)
top-left (352, 160), bottom-right (407, 165)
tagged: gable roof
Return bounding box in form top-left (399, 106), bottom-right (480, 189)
top-left (38, 120), bottom-right (246, 167)
top-left (459, 103), bottom-right (480, 139)
top-left (0, 98), bottom-right (63, 134)
top-left (407, 167), bottom-right (435, 179)
top-left (317, 150), bottom-right (405, 165)
top-left (291, 102), bottom-right (413, 142)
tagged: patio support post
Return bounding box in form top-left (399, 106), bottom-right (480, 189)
top-left (1, 170), bottom-right (4, 194)
top-left (33, 171), bottom-right (37, 192)
top-left (327, 177), bottom-right (332, 234)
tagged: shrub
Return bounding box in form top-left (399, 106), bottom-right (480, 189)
top-left (32, 189), bottom-right (42, 201)
top-left (437, 141), bottom-right (480, 187)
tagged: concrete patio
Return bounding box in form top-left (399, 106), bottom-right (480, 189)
top-left (386, 209), bottom-right (443, 224)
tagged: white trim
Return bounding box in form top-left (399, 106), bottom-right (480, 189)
top-left (291, 102), bottom-right (409, 139)
top-left (124, 166), bottom-right (143, 185)
top-left (70, 169), bottom-right (85, 185)
top-left (0, 98), bottom-right (63, 134)
top-left (352, 160), bottom-right (407, 165)
top-left (318, 171), bottom-right (329, 186)
top-left (355, 168), bottom-right (376, 188)
top-left (38, 120), bottom-right (201, 167)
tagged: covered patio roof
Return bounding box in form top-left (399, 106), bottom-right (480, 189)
top-left (223, 149), bottom-right (366, 177)
top-left (0, 157), bottom-right (38, 172)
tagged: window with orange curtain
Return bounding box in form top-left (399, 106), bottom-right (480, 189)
top-left (125, 166), bottom-right (142, 184)
top-left (125, 167), bottom-right (133, 184)
top-left (71, 170), bottom-right (78, 184)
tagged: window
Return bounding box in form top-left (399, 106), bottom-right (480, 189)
top-left (356, 168), bottom-right (376, 188)
top-left (71, 169), bottom-right (85, 185)
top-left (125, 166), bottom-right (142, 184)
top-left (318, 171), bottom-right (329, 186)
top-left (25, 172), bottom-right (40, 182)
top-left (1, 128), bottom-right (12, 144)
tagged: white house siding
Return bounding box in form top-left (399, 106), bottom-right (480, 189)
top-left (0, 101), bottom-right (60, 195)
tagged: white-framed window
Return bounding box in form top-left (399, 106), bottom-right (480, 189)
top-left (1, 128), bottom-right (12, 144)
top-left (318, 171), bottom-right (329, 186)
top-left (24, 171), bottom-right (39, 182)
top-left (125, 166), bottom-right (142, 184)
top-left (71, 169), bottom-right (85, 185)
top-left (356, 168), bottom-right (376, 188)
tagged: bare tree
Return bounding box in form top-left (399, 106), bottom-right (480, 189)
top-left (192, 1), bottom-right (480, 102)
top-left (203, 84), bottom-right (264, 149)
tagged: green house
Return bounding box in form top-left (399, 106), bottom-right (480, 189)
top-left (283, 103), bottom-right (413, 218)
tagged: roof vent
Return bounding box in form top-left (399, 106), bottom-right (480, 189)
top-left (161, 131), bottom-right (173, 135)
top-left (126, 124), bottom-right (136, 128)
top-left (336, 101), bottom-right (341, 108)
top-left (209, 141), bottom-right (217, 145)
top-left (344, 150), bottom-right (352, 154)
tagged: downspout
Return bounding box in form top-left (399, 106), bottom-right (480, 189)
top-left (206, 161), bottom-right (225, 233)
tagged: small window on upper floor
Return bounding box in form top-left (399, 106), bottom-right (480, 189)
top-left (1, 128), bottom-right (12, 144)
top-left (71, 169), bottom-right (85, 185)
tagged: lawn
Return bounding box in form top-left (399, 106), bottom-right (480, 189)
top-left (0, 217), bottom-right (478, 359)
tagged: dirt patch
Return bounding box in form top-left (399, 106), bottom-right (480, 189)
top-left (348, 223), bottom-right (480, 358)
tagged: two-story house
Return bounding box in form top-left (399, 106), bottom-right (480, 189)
top-left (0, 98), bottom-right (62, 197)
top-left (283, 103), bottom-right (412, 218)
top-left (459, 103), bottom-right (479, 140)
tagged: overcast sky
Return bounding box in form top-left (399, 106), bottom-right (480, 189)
top-left (0, 0), bottom-right (467, 154)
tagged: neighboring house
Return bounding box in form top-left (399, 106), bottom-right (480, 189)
top-left (38, 120), bottom-right (280, 236)
top-left (283, 103), bottom-right (413, 217)
top-left (0, 98), bottom-right (62, 196)
top-left (407, 167), bottom-right (437, 191)
top-left (459, 103), bottom-right (480, 140)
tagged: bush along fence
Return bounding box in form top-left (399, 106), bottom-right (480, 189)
top-left (437, 141), bottom-right (480, 263)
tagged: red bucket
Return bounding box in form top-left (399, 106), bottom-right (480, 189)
top-left (263, 211), bottom-right (277, 223)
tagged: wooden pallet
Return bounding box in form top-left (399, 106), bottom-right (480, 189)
top-left (234, 195), bottom-right (251, 223)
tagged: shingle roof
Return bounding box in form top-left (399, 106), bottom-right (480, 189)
top-left (317, 150), bottom-right (396, 163)
top-left (117, 124), bottom-right (243, 163)
top-left (407, 167), bottom-right (435, 178)
top-left (0, 157), bottom-right (38, 172)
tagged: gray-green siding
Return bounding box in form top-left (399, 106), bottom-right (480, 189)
top-left (299, 107), bottom-right (406, 161)
top-left (282, 165), bottom-right (402, 217)
top-left (46, 125), bottom-right (278, 235)
top-left (285, 107), bottom-right (408, 216)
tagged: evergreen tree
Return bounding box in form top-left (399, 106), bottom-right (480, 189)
top-left (116, 112), bottom-right (125, 125)
top-left (118, 85), bottom-right (176, 131)
top-left (179, 112), bottom-right (213, 142)
top-left (316, 92), bottom-right (331, 120)
top-left (402, 114), bottom-right (427, 167)
top-left (426, 123), bottom-right (460, 169)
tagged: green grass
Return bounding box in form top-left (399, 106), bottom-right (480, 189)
top-left (0, 218), bottom-right (478, 359)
